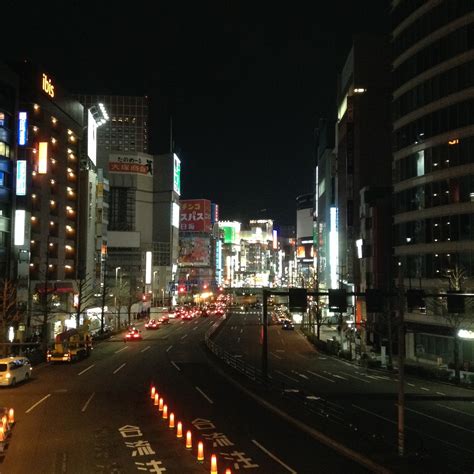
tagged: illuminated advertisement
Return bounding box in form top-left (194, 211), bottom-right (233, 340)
top-left (38, 142), bottom-right (48, 174)
top-left (16, 160), bottom-right (27, 196)
top-left (215, 240), bottom-right (222, 285)
top-left (219, 221), bottom-right (241, 244)
top-left (211, 203), bottom-right (219, 224)
top-left (273, 230), bottom-right (278, 250)
top-left (87, 109), bottom-right (98, 166)
top-left (180, 199), bottom-right (212, 232)
top-left (145, 251), bottom-right (152, 284)
top-left (14, 209), bottom-right (26, 246)
top-left (42, 73), bottom-right (55, 98)
top-left (179, 236), bottom-right (210, 266)
top-left (173, 154), bottom-right (181, 195)
top-left (18, 112), bottom-right (28, 146)
top-left (171, 202), bottom-right (180, 228)
top-left (330, 207), bottom-right (339, 289)
top-left (109, 154), bottom-right (153, 176)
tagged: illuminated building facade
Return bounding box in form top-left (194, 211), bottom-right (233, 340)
top-left (296, 193), bottom-right (315, 288)
top-left (392, 0), bottom-right (474, 365)
top-left (11, 61), bottom-right (84, 337)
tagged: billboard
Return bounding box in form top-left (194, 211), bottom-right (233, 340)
top-left (109, 154), bottom-right (153, 176)
top-left (87, 109), bottom-right (98, 166)
top-left (179, 236), bottom-right (210, 266)
top-left (180, 199), bottom-right (212, 232)
top-left (173, 154), bottom-right (181, 195)
top-left (18, 112), bottom-right (28, 146)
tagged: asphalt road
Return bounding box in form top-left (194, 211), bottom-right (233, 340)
top-left (213, 310), bottom-right (474, 473)
top-left (0, 315), bottom-right (365, 474)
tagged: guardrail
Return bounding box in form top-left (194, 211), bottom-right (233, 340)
top-left (204, 315), bottom-right (265, 384)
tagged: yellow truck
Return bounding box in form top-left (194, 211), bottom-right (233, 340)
top-left (47, 326), bottom-right (92, 363)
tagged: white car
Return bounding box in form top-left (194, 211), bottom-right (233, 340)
top-left (0, 356), bottom-right (33, 386)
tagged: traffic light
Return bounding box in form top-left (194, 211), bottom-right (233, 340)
top-left (447, 290), bottom-right (465, 314)
top-left (328, 289), bottom-right (347, 313)
top-left (406, 289), bottom-right (425, 311)
top-left (365, 289), bottom-right (384, 313)
top-left (289, 288), bottom-right (307, 312)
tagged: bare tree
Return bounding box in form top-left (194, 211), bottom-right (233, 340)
top-left (73, 274), bottom-right (98, 327)
top-left (0, 280), bottom-right (22, 356)
top-left (114, 279), bottom-right (131, 329)
top-left (438, 265), bottom-right (474, 384)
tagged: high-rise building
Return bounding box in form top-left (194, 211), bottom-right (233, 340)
top-left (296, 193), bottom-right (315, 288)
top-left (74, 94), bottom-right (149, 158)
top-left (335, 34), bottom-right (392, 297)
top-left (0, 62), bottom-right (18, 281)
top-left (392, 1), bottom-right (474, 364)
top-left (12, 61), bottom-right (84, 338)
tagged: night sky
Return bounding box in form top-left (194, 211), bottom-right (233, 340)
top-left (5, 0), bottom-right (389, 225)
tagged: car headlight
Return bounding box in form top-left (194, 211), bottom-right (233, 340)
top-left (5, 373), bottom-right (11, 379)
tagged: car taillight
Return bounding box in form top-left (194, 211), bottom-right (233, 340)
top-left (134, 334), bottom-right (139, 338)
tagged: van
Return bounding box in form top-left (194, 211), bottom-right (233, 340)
top-left (0, 356), bottom-right (33, 386)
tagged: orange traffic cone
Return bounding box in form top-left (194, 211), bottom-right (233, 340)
top-left (225, 469), bottom-right (232, 474)
top-left (186, 430), bottom-right (192, 449)
top-left (151, 386), bottom-right (156, 400)
top-left (8, 408), bottom-right (14, 424)
top-left (197, 441), bottom-right (204, 463)
top-left (154, 393), bottom-right (159, 406)
top-left (169, 412), bottom-right (175, 429)
top-left (162, 405), bottom-right (168, 420)
top-left (176, 421), bottom-right (183, 438)
top-left (210, 454), bottom-right (218, 474)
top-left (158, 398), bottom-right (164, 411)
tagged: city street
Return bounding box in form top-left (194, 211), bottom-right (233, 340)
top-left (213, 310), bottom-right (474, 473)
top-left (0, 315), bottom-right (363, 474)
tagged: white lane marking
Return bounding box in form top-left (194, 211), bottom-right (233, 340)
top-left (78, 364), bottom-right (95, 376)
top-left (81, 392), bottom-right (95, 412)
top-left (113, 363), bottom-right (126, 374)
top-left (421, 387), bottom-right (430, 391)
top-left (275, 349), bottom-right (285, 353)
top-left (340, 372), bottom-right (371, 383)
top-left (307, 370), bottom-right (335, 383)
top-left (332, 374), bottom-right (348, 381)
top-left (181, 334), bottom-right (187, 340)
top-left (26, 394), bottom-right (51, 413)
top-left (436, 404), bottom-right (474, 418)
top-left (195, 386), bottom-right (214, 404)
top-left (140, 346), bottom-right (151, 353)
top-left (407, 382), bottom-right (415, 387)
top-left (275, 370), bottom-right (299, 383)
top-left (291, 370), bottom-right (308, 380)
top-left (405, 406), bottom-right (474, 434)
top-left (115, 346), bottom-right (128, 354)
top-left (436, 391), bottom-right (446, 396)
top-left (252, 439), bottom-right (296, 473)
top-left (192, 327), bottom-right (197, 331)
top-left (166, 345), bottom-right (173, 352)
top-left (366, 375), bottom-right (380, 380)
top-left (269, 352), bottom-right (283, 360)
top-left (171, 361), bottom-right (181, 371)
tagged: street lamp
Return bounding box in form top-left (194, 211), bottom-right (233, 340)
top-left (114, 267), bottom-right (121, 325)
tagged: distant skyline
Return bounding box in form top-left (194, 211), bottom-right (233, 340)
top-left (4, 0), bottom-right (390, 225)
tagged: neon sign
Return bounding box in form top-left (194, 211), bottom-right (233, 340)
top-left (42, 73), bottom-right (55, 98)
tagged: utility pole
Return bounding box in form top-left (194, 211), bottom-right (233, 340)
top-left (397, 263), bottom-right (405, 457)
top-left (261, 288), bottom-right (268, 383)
